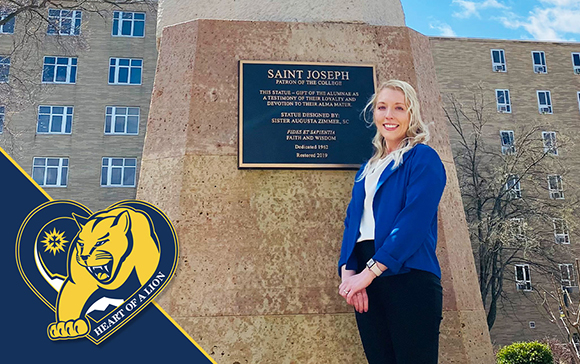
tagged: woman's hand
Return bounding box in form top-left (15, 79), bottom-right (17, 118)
top-left (349, 288), bottom-right (369, 313)
top-left (339, 268), bottom-right (375, 313)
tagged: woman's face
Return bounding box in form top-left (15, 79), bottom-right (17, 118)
top-left (374, 88), bottom-right (410, 151)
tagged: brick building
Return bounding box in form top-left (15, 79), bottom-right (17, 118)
top-left (0, 3), bottom-right (157, 211)
top-left (431, 36), bottom-right (580, 346)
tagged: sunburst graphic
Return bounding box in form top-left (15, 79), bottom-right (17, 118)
top-left (41, 228), bottom-right (69, 255)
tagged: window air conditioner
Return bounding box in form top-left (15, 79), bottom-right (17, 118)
top-left (534, 65), bottom-right (546, 73)
top-left (502, 146), bottom-right (516, 155)
top-left (508, 189), bottom-right (521, 199)
top-left (540, 107), bottom-right (551, 114)
top-left (517, 283), bottom-right (530, 290)
top-left (494, 65), bottom-right (505, 72)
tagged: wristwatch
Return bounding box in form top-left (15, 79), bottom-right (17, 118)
top-left (366, 258), bottom-right (383, 277)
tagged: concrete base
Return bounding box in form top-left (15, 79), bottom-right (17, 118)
top-left (138, 19), bottom-right (494, 364)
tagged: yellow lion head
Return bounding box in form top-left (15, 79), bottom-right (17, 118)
top-left (73, 209), bottom-right (133, 285)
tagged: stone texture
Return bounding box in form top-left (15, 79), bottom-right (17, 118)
top-left (160, 155), bottom-right (353, 317)
top-left (440, 310), bottom-right (494, 364)
top-left (138, 19), bottom-right (494, 363)
top-left (157, 0), bottom-right (405, 41)
top-left (175, 314), bottom-right (366, 364)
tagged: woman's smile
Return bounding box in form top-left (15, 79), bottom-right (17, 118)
top-left (374, 88), bottom-right (410, 150)
top-left (381, 123), bottom-right (400, 131)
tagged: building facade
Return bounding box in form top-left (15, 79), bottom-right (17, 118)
top-left (0, 3), bottom-right (157, 211)
top-left (431, 37), bottom-right (580, 346)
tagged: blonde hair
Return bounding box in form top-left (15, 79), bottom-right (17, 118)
top-left (358, 80), bottom-right (430, 181)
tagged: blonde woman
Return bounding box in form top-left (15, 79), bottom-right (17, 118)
top-left (338, 80), bottom-right (446, 364)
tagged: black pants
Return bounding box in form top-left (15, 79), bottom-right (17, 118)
top-left (354, 240), bottom-right (442, 364)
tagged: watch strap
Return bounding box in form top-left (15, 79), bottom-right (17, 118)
top-left (366, 258), bottom-right (383, 277)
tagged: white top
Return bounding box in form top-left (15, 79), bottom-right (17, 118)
top-left (357, 155), bottom-right (395, 242)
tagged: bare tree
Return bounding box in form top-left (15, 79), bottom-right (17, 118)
top-left (0, 1), bottom-right (155, 98)
top-left (0, 0), bottom-right (156, 155)
top-left (443, 85), bottom-right (579, 330)
top-left (0, 1), bottom-right (154, 28)
top-left (537, 260), bottom-right (580, 363)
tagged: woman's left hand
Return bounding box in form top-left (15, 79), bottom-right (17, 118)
top-left (339, 268), bottom-right (375, 305)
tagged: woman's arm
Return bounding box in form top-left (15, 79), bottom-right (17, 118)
top-left (372, 147), bottom-right (446, 274)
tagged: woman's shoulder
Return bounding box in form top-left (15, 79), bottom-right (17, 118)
top-left (409, 144), bottom-right (446, 182)
top-left (410, 143), bottom-right (442, 162)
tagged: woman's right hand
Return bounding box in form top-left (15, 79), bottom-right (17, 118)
top-left (340, 268), bottom-right (369, 313)
top-left (350, 288), bottom-right (369, 313)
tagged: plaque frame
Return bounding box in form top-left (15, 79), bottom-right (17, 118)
top-left (238, 60), bottom-right (377, 169)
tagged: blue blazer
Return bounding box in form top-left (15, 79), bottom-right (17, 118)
top-left (338, 144), bottom-right (447, 278)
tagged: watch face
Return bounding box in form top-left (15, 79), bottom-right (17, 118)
top-left (366, 258), bottom-right (375, 268)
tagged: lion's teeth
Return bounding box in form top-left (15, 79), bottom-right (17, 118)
top-left (86, 264), bottom-right (110, 277)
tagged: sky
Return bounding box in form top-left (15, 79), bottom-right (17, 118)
top-left (401, 0), bottom-right (580, 42)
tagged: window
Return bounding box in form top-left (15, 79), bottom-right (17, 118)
top-left (0, 10), bottom-right (15, 34)
top-left (572, 53), bottom-right (580, 74)
top-left (542, 131), bottom-right (558, 155)
top-left (101, 158), bottom-right (136, 187)
top-left (553, 218), bottom-right (570, 244)
top-left (515, 264), bottom-right (532, 291)
top-left (500, 130), bottom-right (515, 155)
top-left (573, 334), bottom-right (580, 353)
top-left (510, 218), bottom-right (524, 239)
top-left (532, 51), bottom-right (547, 73)
top-left (0, 56), bottom-right (9, 82)
top-left (547, 175), bottom-right (564, 199)
top-left (529, 321), bottom-right (536, 329)
top-left (537, 90), bottom-right (552, 114)
top-left (47, 9), bottom-right (81, 36)
top-left (37, 106), bottom-right (73, 134)
top-left (105, 106), bottom-right (139, 135)
top-left (560, 264), bottom-right (575, 287)
top-left (577, 92), bottom-right (580, 112)
top-left (108, 58), bottom-right (142, 85)
top-left (32, 157), bottom-right (68, 187)
top-left (112, 11), bottom-right (145, 37)
top-left (0, 105), bottom-right (4, 134)
top-left (42, 56), bottom-right (77, 84)
top-left (491, 49), bottom-right (506, 72)
top-left (505, 175), bottom-right (521, 199)
top-left (496, 89), bottom-right (511, 113)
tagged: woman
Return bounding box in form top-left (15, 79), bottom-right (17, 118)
top-left (338, 80), bottom-right (446, 364)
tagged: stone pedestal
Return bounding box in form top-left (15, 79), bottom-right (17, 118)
top-left (156, 0), bottom-right (405, 40)
top-left (137, 19), bottom-right (495, 364)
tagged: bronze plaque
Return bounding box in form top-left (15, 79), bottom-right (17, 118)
top-left (239, 60), bottom-right (376, 168)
